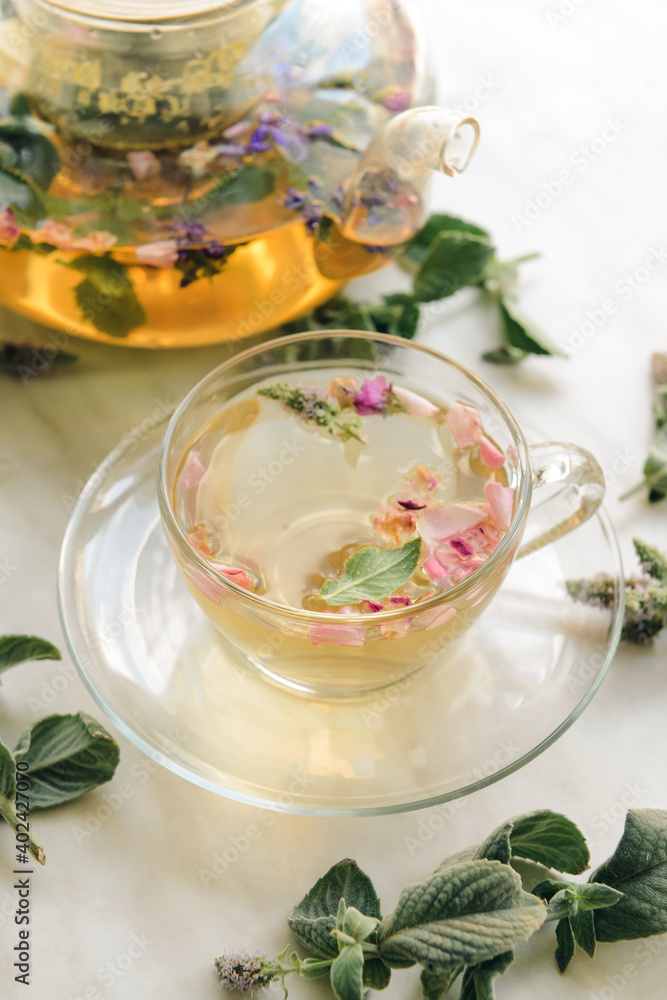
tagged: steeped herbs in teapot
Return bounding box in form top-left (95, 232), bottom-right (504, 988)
top-left (0, 0), bottom-right (478, 346)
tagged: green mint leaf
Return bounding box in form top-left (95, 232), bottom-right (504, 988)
top-left (12, 712), bottom-right (120, 809)
top-left (362, 957), bottom-right (392, 990)
top-left (0, 736), bottom-right (46, 864)
top-left (590, 809), bottom-right (667, 942)
top-left (377, 860), bottom-right (545, 971)
top-left (577, 882), bottom-right (623, 911)
top-left (482, 346), bottom-right (527, 366)
top-left (0, 738), bottom-right (16, 800)
top-left (9, 93), bottom-right (31, 116)
top-left (569, 907), bottom-right (596, 958)
top-left (530, 879), bottom-right (572, 903)
top-left (340, 906), bottom-right (379, 943)
top-left (498, 299), bottom-right (554, 357)
top-left (420, 966), bottom-right (462, 1000)
top-left (460, 950), bottom-right (514, 1000)
top-left (174, 164), bottom-right (275, 222)
top-left (402, 214), bottom-right (490, 271)
top-left (555, 918), bottom-right (575, 973)
top-left (413, 231), bottom-right (494, 303)
top-left (64, 254), bottom-right (147, 338)
top-left (330, 943), bottom-right (364, 1000)
top-left (0, 120), bottom-right (60, 189)
top-left (288, 859), bottom-right (381, 960)
top-left (634, 538), bottom-right (667, 584)
top-left (0, 160), bottom-right (42, 216)
top-left (0, 635), bottom-right (61, 675)
top-left (320, 538), bottom-right (421, 606)
top-left (470, 810), bottom-right (590, 874)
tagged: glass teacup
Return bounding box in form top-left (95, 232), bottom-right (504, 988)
top-left (158, 331), bottom-right (605, 698)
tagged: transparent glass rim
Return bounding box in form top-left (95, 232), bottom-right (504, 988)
top-left (29, 0), bottom-right (258, 28)
top-left (157, 329), bottom-right (533, 625)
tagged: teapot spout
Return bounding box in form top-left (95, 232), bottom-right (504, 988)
top-left (338, 107), bottom-right (479, 246)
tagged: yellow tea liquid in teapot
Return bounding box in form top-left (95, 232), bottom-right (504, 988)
top-left (0, 0), bottom-right (478, 347)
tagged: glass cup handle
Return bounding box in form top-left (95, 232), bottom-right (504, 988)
top-left (517, 443), bottom-right (606, 559)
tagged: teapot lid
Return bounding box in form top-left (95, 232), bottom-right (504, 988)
top-left (43, 0), bottom-right (242, 22)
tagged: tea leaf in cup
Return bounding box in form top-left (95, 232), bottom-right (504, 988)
top-left (320, 538), bottom-right (421, 605)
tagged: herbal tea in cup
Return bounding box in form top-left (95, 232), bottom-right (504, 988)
top-left (158, 332), bottom-right (605, 697)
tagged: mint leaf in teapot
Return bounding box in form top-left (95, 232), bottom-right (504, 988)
top-left (13, 712), bottom-right (120, 809)
top-left (64, 254), bottom-right (146, 338)
top-left (320, 538), bottom-right (421, 606)
top-left (0, 635), bottom-right (61, 677)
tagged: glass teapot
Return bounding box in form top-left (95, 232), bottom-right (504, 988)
top-left (0, 0), bottom-right (478, 347)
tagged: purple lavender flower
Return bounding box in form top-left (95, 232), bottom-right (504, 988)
top-left (306, 123), bottom-right (334, 138)
top-left (214, 952), bottom-right (273, 992)
top-left (283, 187), bottom-right (308, 212)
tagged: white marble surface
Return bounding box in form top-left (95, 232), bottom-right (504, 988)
top-left (2, 1), bottom-right (667, 997)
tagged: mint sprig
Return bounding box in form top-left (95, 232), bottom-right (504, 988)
top-left (320, 538), bottom-right (421, 606)
top-left (622, 353), bottom-right (667, 502)
top-left (567, 536), bottom-right (667, 644)
top-left (0, 635), bottom-right (121, 864)
top-left (286, 212), bottom-right (551, 364)
top-left (213, 808), bottom-right (667, 998)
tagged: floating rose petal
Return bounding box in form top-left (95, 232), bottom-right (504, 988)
top-left (185, 527), bottom-right (211, 557)
top-left (363, 600), bottom-right (384, 613)
top-left (353, 375), bottom-right (392, 415)
top-left (0, 208), bottom-right (20, 246)
top-left (373, 503), bottom-right (418, 545)
top-left (483, 481), bottom-right (515, 531)
top-left (180, 452), bottom-right (208, 490)
top-left (415, 465), bottom-right (439, 491)
top-left (446, 401), bottom-right (482, 447)
top-left (419, 503), bottom-right (486, 549)
top-left (72, 230), bottom-right (118, 252)
top-left (383, 91), bottom-right (411, 112)
top-left (211, 564), bottom-right (255, 591)
top-left (397, 498), bottom-right (426, 510)
top-left (127, 150), bottom-right (160, 180)
top-left (392, 385), bottom-right (440, 418)
top-left (136, 239), bottom-right (179, 268)
top-left (389, 595), bottom-right (412, 606)
top-left (450, 536), bottom-right (474, 558)
top-left (479, 435), bottom-right (506, 468)
top-left (28, 220), bottom-right (76, 247)
top-left (327, 375), bottom-right (357, 407)
top-left (310, 623), bottom-right (365, 647)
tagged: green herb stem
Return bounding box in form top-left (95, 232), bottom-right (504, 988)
top-left (0, 794), bottom-right (45, 865)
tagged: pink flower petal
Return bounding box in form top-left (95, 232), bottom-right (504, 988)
top-left (446, 401), bottom-right (482, 447)
top-left (0, 208), bottom-right (20, 246)
top-left (423, 554), bottom-right (448, 581)
top-left (392, 385), bottom-right (440, 419)
top-left (383, 91), bottom-right (412, 112)
top-left (29, 220), bottom-right (75, 247)
top-left (373, 503), bottom-right (418, 545)
top-left (419, 503), bottom-right (486, 550)
top-left (180, 452), bottom-right (207, 490)
top-left (479, 435), bottom-right (506, 468)
top-left (72, 230), bottom-right (118, 252)
top-left (390, 595), bottom-right (412, 606)
top-left (483, 482), bottom-right (515, 531)
top-left (363, 600), bottom-right (384, 613)
top-left (186, 527), bottom-right (211, 557)
top-left (127, 150), bottom-right (161, 180)
top-left (310, 624), bottom-right (365, 647)
top-left (353, 376), bottom-right (391, 415)
top-left (135, 239), bottom-right (179, 268)
top-left (211, 564), bottom-right (254, 591)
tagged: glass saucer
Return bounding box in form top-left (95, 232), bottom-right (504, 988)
top-left (58, 419), bottom-right (624, 817)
